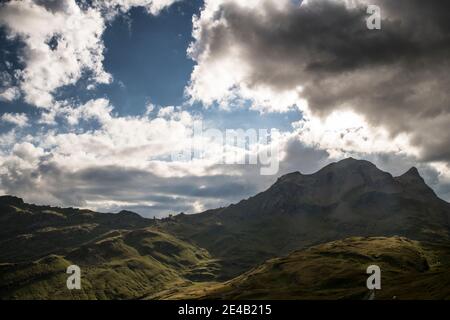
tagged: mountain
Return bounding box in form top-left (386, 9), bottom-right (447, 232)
top-left (0, 196), bottom-right (151, 263)
top-left (1, 158), bottom-right (450, 299)
top-left (0, 197), bottom-right (219, 299)
top-left (152, 237), bottom-right (450, 300)
top-left (161, 158), bottom-right (450, 278)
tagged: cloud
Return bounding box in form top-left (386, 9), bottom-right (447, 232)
top-left (0, 152), bottom-right (268, 217)
top-left (93, 0), bottom-right (181, 19)
top-left (0, 96), bottom-right (290, 216)
top-left (0, 87), bottom-right (20, 102)
top-left (0, 0), bottom-right (110, 108)
top-left (60, 98), bottom-right (114, 125)
top-left (1, 113), bottom-right (29, 127)
top-left (0, 0), bottom-right (179, 109)
top-left (187, 0), bottom-right (450, 163)
top-left (293, 110), bottom-right (419, 159)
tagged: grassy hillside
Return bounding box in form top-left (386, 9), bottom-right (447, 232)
top-left (0, 196), bottom-right (152, 263)
top-left (0, 228), bottom-right (219, 300)
top-left (151, 237), bottom-right (450, 300)
top-left (0, 196), bottom-right (222, 300)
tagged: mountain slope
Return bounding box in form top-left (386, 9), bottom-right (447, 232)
top-left (0, 197), bottom-right (219, 299)
top-left (0, 196), bottom-right (151, 263)
top-left (152, 237), bottom-right (450, 300)
top-left (0, 227), bottom-right (219, 299)
top-left (161, 158), bottom-right (450, 278)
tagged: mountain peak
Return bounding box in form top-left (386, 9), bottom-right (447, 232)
top-left (397, 167), bottom-right (425, 183)
top-left (395, 167), bottom-right (437, 197)
top-left (276, 158), bottom-right (386, 187)
top-left (276, 171), bottom-right (302, 183)
top-left (403, 167), bottom-right (421, 177)
top-left (330, 157), bottom-right (375, 168)
top-left (317, 158), bottom-right (383, 178)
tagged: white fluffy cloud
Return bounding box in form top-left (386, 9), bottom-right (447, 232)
top-left (31, 99), bottom-right (196, 172)
top-left (0, 0), bottom-right (179, 109)
top-left (94, 0), bottom-right (180, 18)
top-left (1, 113), bottom-right (29, 127)
top-left (293, 109), bottom-right (420, 159)
top-left (0, 87), bottom-right (21, 102)
top-left (0, 0), bottom-right (110, 108)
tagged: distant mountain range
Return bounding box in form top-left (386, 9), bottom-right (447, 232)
top-left (1, 158), bottom-right (450, 299)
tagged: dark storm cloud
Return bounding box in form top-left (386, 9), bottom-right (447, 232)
top-left (75, 165), bottom-right (260, 199)
top-left (0, 158), bottom-right (266, 217)
top-left (193, 0), bottom-right (450, 162)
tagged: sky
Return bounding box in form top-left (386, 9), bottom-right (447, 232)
top-left (0, 0), bottom-right (449, 217)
